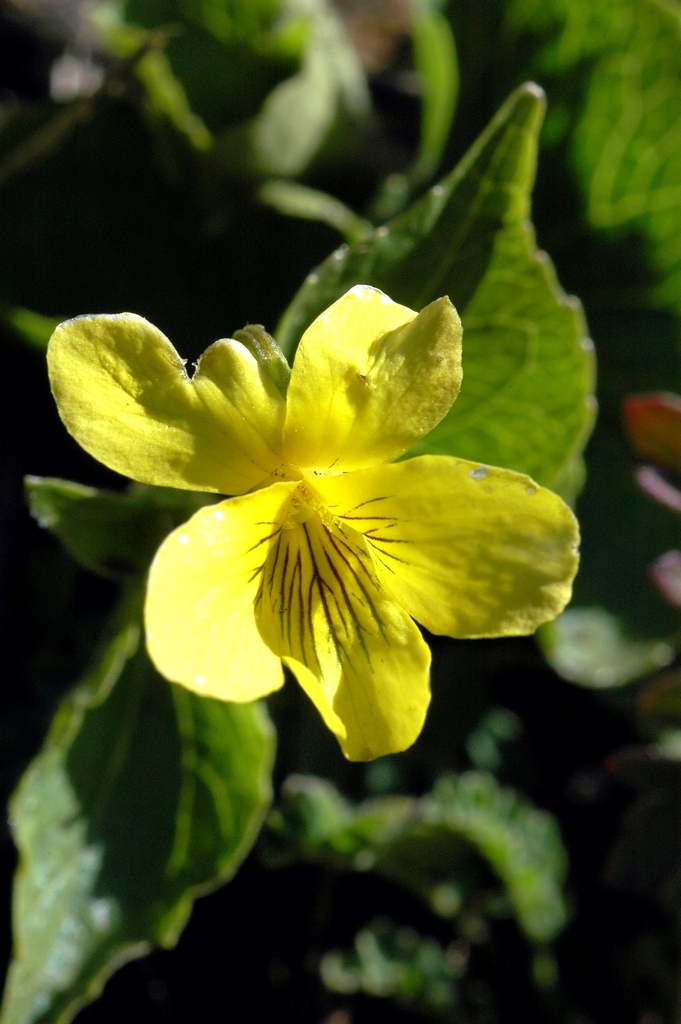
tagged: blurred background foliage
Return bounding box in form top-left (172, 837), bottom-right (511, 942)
top-left (2, 0), bottom-right (681, 1022)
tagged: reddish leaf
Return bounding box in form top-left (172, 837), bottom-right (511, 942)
top-left (624, 393), bottom-right (681, 474)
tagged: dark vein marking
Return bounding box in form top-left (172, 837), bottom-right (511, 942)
top-left (248, 556), bottom-right (270, 584)
top-left (284, 552), bottom-right (301, 655)
top-left (323, 525), bottom-right (387, 644)
top-left (292, 552), bottom-right (304, 663)
top-left (314, 540), bottom-right (352, 636)
top-left (267, 533), bottom-right (283, 589)
top-left (301, 526), bottom-right (324, 673)
top-left (333, 528), bottom-right (376, 575)
top-left (372, 553), bottom-right (397, 575)
top-left (278, 544), bottom-right (291, 623)
top-left (337, 513), bottom-right (396, 522)
top-left (342, 495), bottom-right (394, 515)
top-left (246, 527), bottom-right (281, 554)
top-left (317, 525), bottom-right (371, 666)
top-left (318, 575), bottom-right (350, 665)
top-left (369, 545), bottom-right (409, 567)
top-left (302, 524), bottom-right (345, 670)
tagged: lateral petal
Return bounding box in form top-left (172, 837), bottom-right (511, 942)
top-left (48, 314), bottom-right (286, 495)
top-left (255, 505), bottom-right (431, 760)
top-left (145, 481), bottom-right (298, 700)
top-left (283, 285), bottom-right (462, 472)
top-left (316, 456), bottom-right (580, 639)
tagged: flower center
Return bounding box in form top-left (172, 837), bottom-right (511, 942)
top-left (270, 462), bottom-right (344, 486)
top-left (254, 487), bottom-right (387, 685)
top-left (282, 480), bottom-right (335, 530)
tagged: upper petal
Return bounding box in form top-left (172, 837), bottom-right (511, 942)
top-left (254, 505), bottom-right (431, 760)
top-left (315, 456), bottom-right (580, 639)
top-left (145, 481), bottom-right (298, 700)
top-left (48, 314), bottom-right (286, 494)
top-left (283, 285), bottom-right (462, 472)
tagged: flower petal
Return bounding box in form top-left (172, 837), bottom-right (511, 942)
top-left (145, 482), bottom-right (298, 700)
top-left (283, 285), bottom-right (462, 472)
top-left (48, 314), bottom-right (286, 494)
top-left (315, 456), bottom-right (579, 638)
top-left (254, 505), bottom-right (431, 760)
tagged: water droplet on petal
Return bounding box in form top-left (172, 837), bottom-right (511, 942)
top-left (468, 465), bottom-right (488, 480)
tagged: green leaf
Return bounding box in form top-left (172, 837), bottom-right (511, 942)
top-left (1, 306), bottom-right (62, 349)
top-left (118, 0), bottom-right (303, 134)
top-left (88, 1), bottom-right (150, 59)
top-left (88, 4), bottom-right (211, 149)
top-left (258, 179), bottom-right (373, 242)
top-left (214, 0), bottom-right (369, 177)
top-left (135, 51), bottom-right (213, 150)
top-left (320, 917), bottom-right (466, 1011)
top-left (121, 0), bottom-right (285, 47)
top-left (371, 0), bottom-right (459, 223)
top-left (509, 0), bottom-right (681, 315)
top-left (410, 0), bottom-right (459, 185)
top-left (276, 83), bottom-right (595, 489)
top-left (25, 478), bottom-right (215, 580)
top-left (5, 478), bottom-right (276, 1022)
top-left (264, 772), bottom-right (568, 943)
top-left (0, 609), bottom-right (274, 1024)
top-left (541, 607), bottom-right (674, 688)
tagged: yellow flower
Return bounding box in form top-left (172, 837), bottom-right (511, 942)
top-left (47, 285), bottom-right (579, 761)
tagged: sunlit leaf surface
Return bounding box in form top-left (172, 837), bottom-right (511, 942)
top-left (1, 484), bottom-right (275, 1024)
top-left (511, 0), bottom-right (681, 312)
